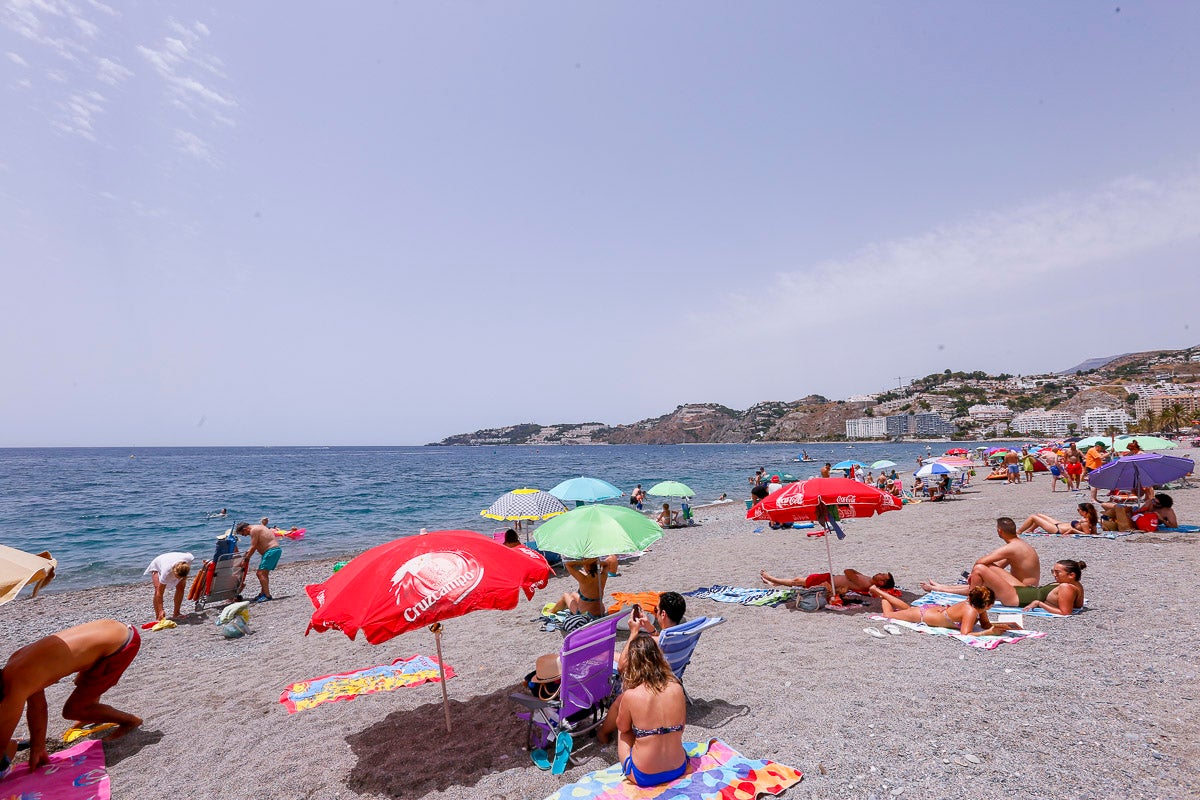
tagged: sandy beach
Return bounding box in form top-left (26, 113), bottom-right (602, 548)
top-left (2, 451), bottom-right (1198, 800)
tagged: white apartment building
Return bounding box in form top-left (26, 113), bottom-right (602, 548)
top-left (1010, 409), bottom-right (1080, 438)
top-left (1134, 393), bottom-right (1200, 419)
top-left (1080, 407), bottom-right (1133, 434)
top-left (845, 417), bottom-right (888, 438)
top-left (967, 404), bottom-right (1012, 422)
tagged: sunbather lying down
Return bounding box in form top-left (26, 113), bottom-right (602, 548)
top-left (868, 585), bottom-right (1020, 636)
top-left (761, 568), bottom-right (894, 607)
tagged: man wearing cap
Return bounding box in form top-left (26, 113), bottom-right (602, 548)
top-left (1084, 442), bottom-right (1110, 476)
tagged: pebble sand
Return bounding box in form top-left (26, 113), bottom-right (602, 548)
top-left (1, 449), bottom-right (1198, 800)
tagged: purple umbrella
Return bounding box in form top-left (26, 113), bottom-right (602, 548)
top-left (1086, 453), bottom-right (1195, 493)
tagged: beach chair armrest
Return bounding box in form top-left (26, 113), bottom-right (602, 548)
top-left (509, 692), bottom-right (554, 713)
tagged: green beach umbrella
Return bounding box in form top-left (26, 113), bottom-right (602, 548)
top-left (1115, 435), bottom-right (1176, 451)
top-left (646, 481), bottom-right (695, 498)
top-left (1072, 436), bottom-right (1110, 449)
top-left (530, 505), bottom-right (664, 560)
top-left (870, 460), bottom-right (897, 470)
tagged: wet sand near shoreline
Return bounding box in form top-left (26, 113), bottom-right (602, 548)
top-left (2, 451), bottom-right (1198, 800)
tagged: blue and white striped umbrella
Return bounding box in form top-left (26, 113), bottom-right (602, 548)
top-left (914, 462), bottom-right (959, 478)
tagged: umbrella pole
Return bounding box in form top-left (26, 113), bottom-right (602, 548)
top-left (432, 623), bottom-right (452, 733)
top-left (823, 527), bottom-right (837, 603)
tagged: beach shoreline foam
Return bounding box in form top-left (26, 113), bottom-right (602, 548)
top-left (1, 450), bottom-right (1198, 799)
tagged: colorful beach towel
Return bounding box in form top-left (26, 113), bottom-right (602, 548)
top-left (279, 654), bottom-right (454, 714)
top-left (683, 586), bottom-right (795, 607)
top-left (0, 739), bottom-right (110, 799)
top-left (1161, 525), bottom-right (1200, 532)
top-left (541, 738), bottom-right (801, 800)
top-left (868, 615), bottom-right (1046, 650)
top-left (913, 590), bottom-right (1082, 617)
top-left (607, 591), bottom-right (662, 616)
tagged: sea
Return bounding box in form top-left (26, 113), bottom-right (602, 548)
top-left (0, 441), bottom-right (990, 593)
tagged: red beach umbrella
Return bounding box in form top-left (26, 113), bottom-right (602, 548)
top-left (747, 477), bottom-right (902, 524)
top-left (306, 530), bottom-right (551, 730)
top-left (747, 479), bottom-right (901, 606)
top-left (944, 448), bottom-right (969, 456)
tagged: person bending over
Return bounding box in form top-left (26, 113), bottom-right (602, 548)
top-left (235, 520), bottom-right (281, 602)
top-left (761, 568), bottom-right (895, 607)
top-left (1017, 503), bottom-right (1098, 536)
top-left (921, 517), bottom-right (1040, 596)
top-left (1, 620), bottom-right (142, 778)
top-left (144, 551), bottom-right (193, 621)
top-left (608, 618), bottom-right (688, 787)
top-left (869, 585), bottom-right (1018, 636)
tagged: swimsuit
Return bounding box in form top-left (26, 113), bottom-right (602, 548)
top-left (578, 591), bottom-right (600, 603)
top-left (1013, 583), bottom-right (1057, 606)
top-left (258, 546), bottom-right (282, 571)
top-left (623, 725), bottom-right (688, 787)
top-left (623, 754), bottom-right (689, 787)
top-left (73, 625), bottom-right (140, 699)
top-left (1007, 464), bottom-right (1020, 474)
top-left (917, 605), bottom-right (951, 626)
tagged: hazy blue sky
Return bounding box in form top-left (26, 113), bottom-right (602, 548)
top-left (3, 2), bottom-right (1198, 446)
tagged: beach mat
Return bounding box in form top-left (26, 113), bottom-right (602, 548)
top-left (913, 591), bottom-right (1081, 617)
top-left (607, 591), bottom-right (662, 615)
top-left (1022, 524), bottom-right (1198, 538)
top-left (541, 738), bottom-right (802, 800)
top-left (868, 615), bottom-right (1046, 650)
top-left (0, 739), bottom-right (110, 798)
top-left (279, 654), bottom-right (455, 714)
top-left (683, 585), bottom-right (795, 607)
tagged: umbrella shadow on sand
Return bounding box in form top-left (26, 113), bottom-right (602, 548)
top-left (345, 684), bottom-right (532, 799)
top-left (684, 697), bottom-right (750, 730)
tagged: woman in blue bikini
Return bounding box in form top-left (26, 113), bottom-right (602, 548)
top-left (614, 627), bottom-right (688, 787)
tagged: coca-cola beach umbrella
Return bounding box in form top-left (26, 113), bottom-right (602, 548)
top-left (747, 478), bottom-right (901, 604)
top-left (306, 530), bottom-right (551, 731)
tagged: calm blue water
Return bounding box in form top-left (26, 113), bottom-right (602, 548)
top-left (0, 442), bottom-right (978, 592)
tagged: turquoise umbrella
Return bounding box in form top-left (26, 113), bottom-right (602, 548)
top-left (647, 481), bottom-right (694, 498)
top-left (530, 505), bottom-right (664, 560)
top-left (832, 460), bottom-right (864, 471)
top-left (870, 460), bottom-right (897, 470)
top-left (547, 477), bottom-right (623, 503)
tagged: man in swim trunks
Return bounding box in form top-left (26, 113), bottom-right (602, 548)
top-left (1064, 454), bottom-right (1084, 490)
top-left (760, 567), bottom-right (895, 607)
top-left (1, 620), bottom-right (142, 777)
top-left (1003, 451), bottom-right (1020, 484)
top-left (235, 521), bottom-right (281, 602)
top-left (920, 517), bottom-right (1041, 596)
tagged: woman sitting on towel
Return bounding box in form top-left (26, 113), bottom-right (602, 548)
top-left (612, 616), bottom-right (688, 787)
top-left (869, 585), bottom-right (1019, 636)
top-left (1016, 503), bottom-right (1099, 536)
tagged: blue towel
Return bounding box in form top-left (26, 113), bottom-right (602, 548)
top-left (913, 590), bottom-right (1082, 618)
top-left (1160, 524), bottom-right (1200, 533)
top-left (683, 585), bottom-right (795, 607)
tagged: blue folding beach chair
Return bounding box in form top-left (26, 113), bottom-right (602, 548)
top-left (510, 612), bottom-right (622, 756)
top-left (659, 616), bottom-right (725, 704)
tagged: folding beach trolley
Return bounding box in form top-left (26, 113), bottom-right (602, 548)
top-left (188, 531), bottom-right (250, 611)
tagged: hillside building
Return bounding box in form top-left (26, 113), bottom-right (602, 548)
top-left (1080, 408), bottom-right (1133, 434)
top-left (1011, 409), bottom-right (1079, 438)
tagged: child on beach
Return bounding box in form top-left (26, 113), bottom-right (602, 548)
top-left (1, 620), bottom-right (142, 777)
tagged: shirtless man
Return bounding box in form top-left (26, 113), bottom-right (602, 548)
top-left (761, 567), bottom-right (895, 607)
top-left (820, 463), bottom-right (832, 479)
top-left (1003, 451), bottom-right (1020, 484)
top-left (235, 521), bottom-right (281, 602)
top-left (1, 620), bottom-right (141, 777)
top-left (920, 517), bottom-right (1040, 596)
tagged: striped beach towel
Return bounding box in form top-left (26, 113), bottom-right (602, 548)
top-left (683, 585), bottom-right (795, 607)
top-left (868, 615), bottom-right (1046, 650)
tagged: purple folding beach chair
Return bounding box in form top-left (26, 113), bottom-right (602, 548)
top-left (510, 612), bottom-right (622, 753)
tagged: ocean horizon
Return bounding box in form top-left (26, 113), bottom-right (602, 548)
top-left (2, 441), bottom-right (990, 593)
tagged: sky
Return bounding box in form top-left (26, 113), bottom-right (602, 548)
top-left (2, 2), bottom-right (1198, 446)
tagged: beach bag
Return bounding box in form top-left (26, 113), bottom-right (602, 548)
top-left (797, 587), bottom-right (826, 612)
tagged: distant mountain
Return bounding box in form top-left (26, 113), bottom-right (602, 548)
top-left (1057, 354), bottom-right (1130, 375)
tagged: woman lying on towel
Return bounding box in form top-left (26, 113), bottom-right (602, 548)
top-left (1016, 503), bottom-right (1098, 536)
top-left (612, 623), bottom-right (688, 787)
top-left (869, 585), bottom-right (1019, 635)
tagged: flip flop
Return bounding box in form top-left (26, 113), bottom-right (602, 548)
top-left (883, 624), bottom-right (903, 636)
top-left (530, 747), bottom-right (552, 770)
top-left (62, 722), bottom-right (119, 743)
top-left (551, 730), bottom-right (574, 775)
top-left (863, 627), bottom-right (886, 639)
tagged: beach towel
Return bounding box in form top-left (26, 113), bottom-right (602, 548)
top-left (683, 586), bottom-right (795, 607)
top-left (279, 654), bottom-right (454, 714)
top-left (0, 739), bottom-right (110, 798)
top-left (607, 591), bottom-right (662, 616)
top-left (868, 615), bottom-right (1046, 650)
top-left (912, 591), bottom-right (1082, 618)
top-left (1157, 524), bottom-right (1200, 533)
top-left (1021, 530), bottom-right (1141, 540)
top-left (540, 738), bottom-right (802, 800)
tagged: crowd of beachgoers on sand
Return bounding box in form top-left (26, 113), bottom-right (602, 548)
top-left (1, 436), bottom-right (1197, 800)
